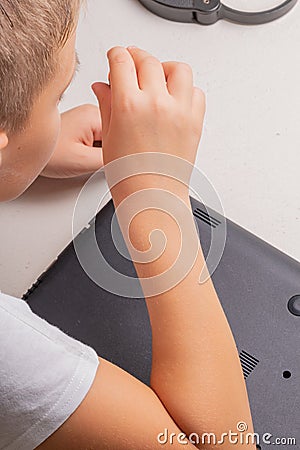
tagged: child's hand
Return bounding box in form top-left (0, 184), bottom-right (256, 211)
top-left (42, 104), bottom-right (103, 178)
top-left (92, 46), bottom-right (205, 203)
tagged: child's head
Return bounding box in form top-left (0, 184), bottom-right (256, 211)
top-left (0, 0), bottom-right (82, 201)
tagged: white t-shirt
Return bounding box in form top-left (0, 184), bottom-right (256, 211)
top-left (0, 292), bottom-right (100, 450)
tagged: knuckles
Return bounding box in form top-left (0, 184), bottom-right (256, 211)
top-left (117, 94), bottom-right (172, 117)
top-left (108, 47), bottom-right (129, 64)
top-left (117, 94), bottom-right (189, 124)
top-left (141, 55), bottom-right (160, 66)
top-left (175, 62), bottom-right (193, 76)
top-left (117, 94), bottom-right (139, 114)
top-left (149, 96), bottom-right (170, 114)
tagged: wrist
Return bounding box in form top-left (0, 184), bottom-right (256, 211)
top-left (113, 190), bottom-right (203, 298)
top-left (109, 174), bottom-right (191, 209)
top-left (112, 186), bottom-right (194, 260)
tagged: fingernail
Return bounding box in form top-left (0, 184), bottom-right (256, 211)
top-left (127, 46), bottom-right (137, 50)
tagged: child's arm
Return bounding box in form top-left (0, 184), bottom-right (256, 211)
top-left (114, 194), bottom-right (256, 448)
top-left (37, 357), bottom-right (198, 450)
top-left (37, 46), bottom-right (255, 450)
top-left (91, 45), bottom-right (256, 448)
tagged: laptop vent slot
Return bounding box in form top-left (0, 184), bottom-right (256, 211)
top-left (193, 208), bottom-right (221, 229)
top-left (239, 350), bottom-right (259, 379)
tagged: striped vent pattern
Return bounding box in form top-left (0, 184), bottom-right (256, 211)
top-left (193, 207), bottom-right (221, 229)
top-left (239, 350), bottom-right (259, 379)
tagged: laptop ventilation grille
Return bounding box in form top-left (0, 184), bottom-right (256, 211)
top-left (193, 208), bottom-right (221, 229)
top-left (239, 350), bottom-right (259, 379)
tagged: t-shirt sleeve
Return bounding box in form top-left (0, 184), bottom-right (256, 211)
top-left (0, 292), bottom-right (100, 450)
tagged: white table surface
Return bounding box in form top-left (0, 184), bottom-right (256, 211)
top-left (1, 0), bottom-right (299, 298)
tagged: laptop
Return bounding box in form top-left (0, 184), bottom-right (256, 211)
top-left (23, 196), bottom-right (300, 449)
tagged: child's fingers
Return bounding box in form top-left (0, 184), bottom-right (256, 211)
top-left (107, 47), bottom-right (140, 101)
top-left (161, 61), bottom-right (194, 107)
top-left (76, 143), bottom-right (104, 173)
top-left (80, 104), bottom-right (103, 142)
top-left (126, 47), bottom-right (168, 95)
top-left (92, 82), bottom-right (111, 136)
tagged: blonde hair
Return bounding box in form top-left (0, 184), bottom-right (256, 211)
top-left (0, 0), bottom-right (82, 135)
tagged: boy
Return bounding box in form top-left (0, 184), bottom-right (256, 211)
top-left (0, 1), bottom-right (256, 449)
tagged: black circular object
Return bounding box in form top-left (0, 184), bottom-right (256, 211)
top-left (138, 0), bottom-right (298, 25)
top-left (283, 370), bottom-right (292, 378)
top-left (287, 295), bottom-right (300, 316)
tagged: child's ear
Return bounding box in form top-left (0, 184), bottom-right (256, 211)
top-left (0, 131), bottom-right (9, 166)
top-left (0, 132), bottom-right (8, 148)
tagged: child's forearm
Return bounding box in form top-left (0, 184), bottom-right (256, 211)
top-left (96, 45), bottom-right (255, 448)
top-left (115, 192), bottom-right (256, 449)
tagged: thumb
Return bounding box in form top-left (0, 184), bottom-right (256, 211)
top-left (92, 82), bottom-right (111, 137)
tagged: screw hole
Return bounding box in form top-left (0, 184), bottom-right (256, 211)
top-left (283, 370), bottom-right (291, 379)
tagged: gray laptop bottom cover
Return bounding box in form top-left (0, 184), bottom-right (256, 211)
top-left (24, 197), bottom-right (300, 449)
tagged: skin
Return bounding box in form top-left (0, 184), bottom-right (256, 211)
top-left (39, 45), bottom-right (255, 449)
top-left (0, 31), bottom-right (104, 202)
top-left (0, 28), bottom-right (256, 450)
